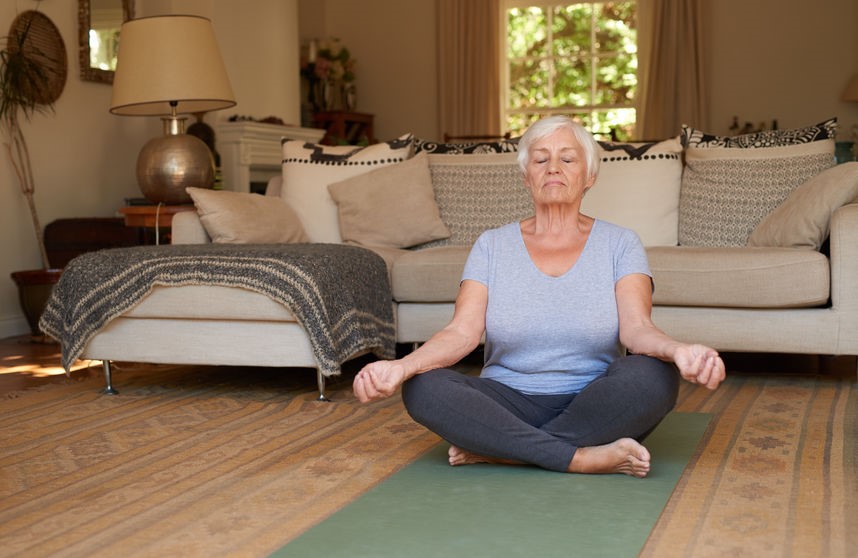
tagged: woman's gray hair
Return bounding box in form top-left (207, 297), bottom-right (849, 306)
top-left (516, 116), bottom-right (601, 181)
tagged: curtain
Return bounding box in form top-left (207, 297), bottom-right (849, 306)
top-left (636, 0), bottom-right (708, 140)
top-left (437, 0), bottom-right (502, 139)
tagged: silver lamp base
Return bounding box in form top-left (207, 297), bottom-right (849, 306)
top-left (136, 133), bottom-right (214, 204)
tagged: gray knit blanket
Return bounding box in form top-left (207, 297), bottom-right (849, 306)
top-left (39, 243), bottom-right (396, 376)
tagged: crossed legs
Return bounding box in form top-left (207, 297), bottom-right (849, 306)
top-left (401, 354), bottom-right (679, 476)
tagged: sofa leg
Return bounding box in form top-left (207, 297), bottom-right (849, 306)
top-left (101, 360), bottom-right (119, 395)
top-left (316, 369), bottom-right (331, 402)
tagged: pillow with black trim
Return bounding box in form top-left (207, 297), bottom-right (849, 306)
top-left (280, 134), bottom-right (414, 243)
top-left (679, 119), bottom-right (837, 247)
top-left (582, 137), bottom-right (683, 246)
top-left (413, 136), bottom-right (519, 155)
top-left (681, 117), bottom-right (837, 149)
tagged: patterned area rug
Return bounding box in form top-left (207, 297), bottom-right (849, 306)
top-left (0, 362), bottom-right (439, 557)
top-left (1, 362), bottom-right (855, 557)
top-left (644, 373), bottom-right (857, 557)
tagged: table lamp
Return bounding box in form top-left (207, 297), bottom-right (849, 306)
top-left (110, 15), bottom-right (236, 204)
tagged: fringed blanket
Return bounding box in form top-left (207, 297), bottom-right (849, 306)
top-left (39, 243), bottom-right (396, 376)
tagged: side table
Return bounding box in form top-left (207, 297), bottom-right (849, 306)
top-left (313, 111), bottom-right (375, 145)
top-left (118, 204), bottom-right (195, 244)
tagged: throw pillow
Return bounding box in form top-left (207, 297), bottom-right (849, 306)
top-left (280, 134), bottom-right (414, 243)
top-left (581, 137), bottom-right (683, 246)
top-left (186, 187), bottom-right (309, 244)
top-left (682, 117), bottom-right (837, 149)
top-left (748, 162), bottom-right (858, 250)
top-left (413, 136), bottom-right (519, 155)
top-left (327, 152), bottom-right (451, 249)
top-left (678, 120), bottom-right (837, 247)
top-left (421, 152), bottom-right (533, 248)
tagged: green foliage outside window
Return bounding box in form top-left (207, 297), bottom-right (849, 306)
top-left (506, 1), bottom-right (637, 140)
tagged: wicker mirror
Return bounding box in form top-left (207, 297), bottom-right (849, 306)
top-left (78, 0), bottom-right (135, 84)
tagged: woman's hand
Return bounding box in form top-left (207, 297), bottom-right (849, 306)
top-left (353, 360), bottom-right (409, 403)
top-left (673, 344), bottom-right (726, 390)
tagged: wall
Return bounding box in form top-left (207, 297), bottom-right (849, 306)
top-left (2, 0), bottom-right (856, 338)
top-left (0, 0), bottom-right (300, 338)
top-left (703, 0), bottom-right (858, 137)
top-left (298, 0), bottom-right (439, 142)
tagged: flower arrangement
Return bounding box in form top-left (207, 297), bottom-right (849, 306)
top-left (302, 38), bottom-right (357, 112)
top-left (308, 38), bottom-right (355, 83)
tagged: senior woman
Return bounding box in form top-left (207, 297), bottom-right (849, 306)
top-left (353, 115), bottom-right (725, 477)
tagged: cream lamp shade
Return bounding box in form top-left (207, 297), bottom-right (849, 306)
top-left (110, 15), bottom-right (235, 116)
top-left (110, 15), bottom-right (236, 204)
top-left (842, 73), bottom-right (858, 103)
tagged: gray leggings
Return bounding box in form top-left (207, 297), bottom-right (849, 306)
top-left (401, 354), bottom-right (679, 472)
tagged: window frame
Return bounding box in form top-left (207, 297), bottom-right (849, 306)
top-left (500, 0), bottom-right (638, 139)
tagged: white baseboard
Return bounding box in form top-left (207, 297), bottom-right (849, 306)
top-left (0, 314), bottom-right (30, 340)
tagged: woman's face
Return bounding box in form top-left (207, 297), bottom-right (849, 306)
top-left (524, 127), bottom-right (595, 206)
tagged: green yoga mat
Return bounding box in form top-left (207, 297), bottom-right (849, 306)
top-left (274, 412), bottom-right (710, 558)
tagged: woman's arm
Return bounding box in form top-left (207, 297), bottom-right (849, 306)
top-left (354, 279), bottom-right (488, 403)
top-left (616, 273), bottom-right (725, 390)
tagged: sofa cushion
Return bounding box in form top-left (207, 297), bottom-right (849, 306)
top-left (678, 120), bottom-right (837, 247)
top-left (186, 187), bottom-right (309, 244)
top-left (647, 246), bottom-right (829, 308)
top-left (748, 162), bottom-right (858, 250)
top-left (582, 137), bottom-right (683, 246)
top-left (421, 152), bottom-right (533, 248)
top-left (280, 134), bottom-right (414, 243)
top-left (391, 245), bottom-right (471, 302)
top-left (327, 152), bottom-right (451, 249)
top-left (124, 285), bottom-right (297, 320)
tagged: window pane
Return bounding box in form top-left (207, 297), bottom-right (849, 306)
top-left (554, 56), bottom-right (590, 106)
top-left (551, 4), bottom-right (591, 57)
top-left (508, 7), bottom-right (548, 59)
top-left (594, 51), bottom-right (636, 105)
top-left (594, 2), bottom-right (636, 52)
top-left (509, 58), bottom-right (552, 109)
top-left (591, 108), bottom-right (636, 141)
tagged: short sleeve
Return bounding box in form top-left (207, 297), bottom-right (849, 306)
top-left (461, 230), bottom-right (492, 286)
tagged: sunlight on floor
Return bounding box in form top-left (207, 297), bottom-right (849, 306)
top-left (0, 337), bottom-right (92, 377)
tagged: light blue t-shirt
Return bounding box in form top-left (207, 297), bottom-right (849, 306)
top-left (461, 220), bottom-right (651, 395)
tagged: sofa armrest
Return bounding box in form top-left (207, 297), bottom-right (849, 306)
top-left (171, 211), bottom-right (211, 244)
top-left (829, 203), bottom-right (858, 351)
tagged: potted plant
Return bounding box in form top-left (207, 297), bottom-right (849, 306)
top-left (2, 7), bottom-right (67, 335)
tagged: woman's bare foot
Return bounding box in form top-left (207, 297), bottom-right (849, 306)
top-left (567, 438), bottom-right (651, 478)
top-left (448, 446), bottom-right (522, 467)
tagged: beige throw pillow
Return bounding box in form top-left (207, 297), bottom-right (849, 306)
top-left (748, 162), bottom-right (858, 250)
top-left (327, 152), bottom-right (450, 249)
top-left (186, 187), bottom-right (309, 244)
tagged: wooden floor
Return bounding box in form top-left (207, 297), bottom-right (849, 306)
top-left (1, 333), bottom-right (855, 397)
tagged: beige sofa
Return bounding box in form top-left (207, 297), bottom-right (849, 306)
top-left (76, 129), bottom-right (858, 397)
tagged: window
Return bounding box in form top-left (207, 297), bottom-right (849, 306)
top-left (503, 1), bottom-right (637, 140)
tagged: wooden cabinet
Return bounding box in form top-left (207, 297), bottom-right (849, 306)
top-left (313, 111), bottom-right (375, 145)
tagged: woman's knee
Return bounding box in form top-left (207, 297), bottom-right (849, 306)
top-left (401, 368), bottom-right (458, 421)
top-left (610, 354), bottom-right (679, 408)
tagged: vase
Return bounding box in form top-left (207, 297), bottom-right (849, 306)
top-left (835, 141), bottom-right (855, 164)
top-left (343, 83), bottom-right (357, 111)
top-left (11, 268), bottom-right (63, 336)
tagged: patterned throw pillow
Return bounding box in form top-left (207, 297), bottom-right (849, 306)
top-left (583, 137), bottom-right (683, 246)
top-left (280, 134), bottom-right (414, 243)
top-left (413, 137), bottom-right (519, 155)
top-left (420, 152), bottom-right (532, 248)
top-left (678, 120), bottom-right (837, 247)
top-left (682, 118), bottom-right (837, 149)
